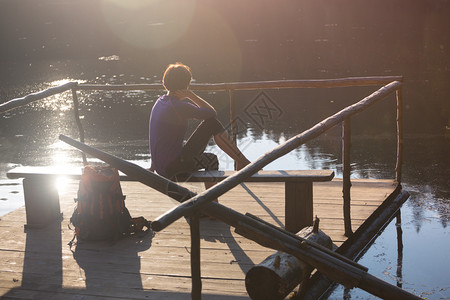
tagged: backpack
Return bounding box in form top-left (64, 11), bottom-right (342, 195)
top-left (69, 165), bottom-right (150, 246)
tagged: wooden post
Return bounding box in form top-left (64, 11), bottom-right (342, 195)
top-left (190, 214), bottom-right (202, 299)
top-left (71, 88), bottom-right (87, 165)
top-left (23, 177), bottom-right (61, 228)
top-left (395, 87), bottom-right (403, 183)
top-left (342, 118), bottom-right (353, 237)
top-left (229, 89), bottom-right (237, 144)
top-left (229, 89), bottom-right (237, 170)
top-left (285, 182), bottom-right (313, 233)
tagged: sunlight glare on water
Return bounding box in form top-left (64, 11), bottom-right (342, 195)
top-left (30, 79), bottom-right (86, 111)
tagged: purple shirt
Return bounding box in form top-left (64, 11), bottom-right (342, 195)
top-left (149, 94), bottom-right (216, 177)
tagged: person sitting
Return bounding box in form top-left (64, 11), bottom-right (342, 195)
top-left (149, 62), bottom-right (250, 203)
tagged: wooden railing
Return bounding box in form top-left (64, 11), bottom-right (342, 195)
top-left (0, 76), bottom-right (404, 237)
top-left (1, 76), bottom-right (413, 298)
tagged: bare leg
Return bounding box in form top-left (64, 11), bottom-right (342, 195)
top-left (203, 132), bottom-right (250, 207)
top-left (213, 131), bottom-right (251, 170)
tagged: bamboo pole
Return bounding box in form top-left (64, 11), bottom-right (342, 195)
top-left (71, 88), bottom-right (87, 165)
top-left (0, 82), bottom-right (77, 114)
top-left (75, 76), bottom-right (403, 92)
top-left (152, 81), bottom-right (402, 232)
top-left (395, 87), bottom-right (404, 182)
top-left (342, 118), bottom-right (353, 237)
top-left (59, 134), bottom-right (420, 300)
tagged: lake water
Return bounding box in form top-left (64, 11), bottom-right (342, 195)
top-left (1, 1), bottom-right (449, 299)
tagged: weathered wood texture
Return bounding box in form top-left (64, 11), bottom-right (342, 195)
top-left (342, 118), bottom-right (353, 237)
top-left (0, 82), bottom-right (77, 113)
top-left (245, 225), bottom-right (333, 300)
top-left (0, 179), bottom-right (396, 299)
top-left (71, 88), bottom-right (87, 165)
top-left (7, 165), bottom-right (333, 232)
top-left (395, 87), bottom-right (404, 182)
top-left (7, 167), bottom-right (333, 183)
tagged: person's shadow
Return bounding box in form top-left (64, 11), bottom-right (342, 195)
top-left (198, 182), bottom-right (285, 275)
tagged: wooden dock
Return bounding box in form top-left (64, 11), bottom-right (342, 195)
top-left (0, 179), bottom-right (398, 299)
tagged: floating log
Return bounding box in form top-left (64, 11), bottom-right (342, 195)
top-left (245, 221), bottom-right (333, 300)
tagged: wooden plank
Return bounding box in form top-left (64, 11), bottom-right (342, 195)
top-left (6, 166), bottom-right (84, 179)
top-left (7, 167), bottom-right (334, 183)
top-left (176, 170), bottom-right (334, 182)
top-left (0, 179), bottom-right (397, 299)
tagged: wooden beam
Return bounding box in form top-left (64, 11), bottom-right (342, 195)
top-left (71, 88), bottom-right (87, 165)
top-left (0, 82), bottom-right (77, 113)
top-left (75, 76), bottom-right (403, 92)
top-left (395, 87), bottom-right (404, 182)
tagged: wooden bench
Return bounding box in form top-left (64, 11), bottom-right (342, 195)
top-left (7, 166), bottom-right (334, 232)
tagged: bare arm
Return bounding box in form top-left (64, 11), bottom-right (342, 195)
top-left (170, 90), bottom-right (216, 112)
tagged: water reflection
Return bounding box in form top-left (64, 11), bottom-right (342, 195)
top-left (395, 211), bottom-right (403, 288)
top-left (332, 203), bottom-right (449, 299)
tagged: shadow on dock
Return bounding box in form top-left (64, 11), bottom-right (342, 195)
top-left (2, 219), bottom-right (246, 299)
